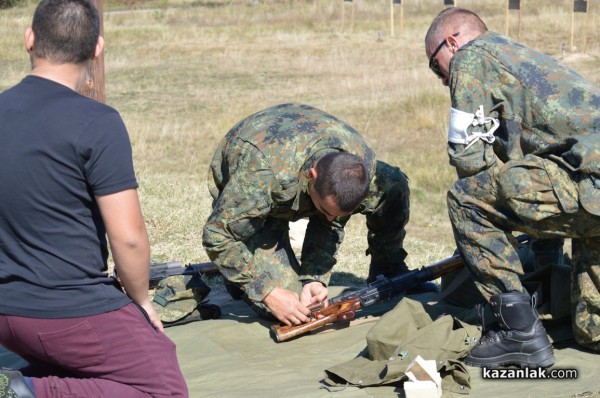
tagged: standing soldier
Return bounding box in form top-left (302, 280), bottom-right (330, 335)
top-left (424, 7), bottom-right (600, 368)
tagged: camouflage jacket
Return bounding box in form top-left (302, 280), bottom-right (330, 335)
top-left (447, 32), bottom-right (600, 213)
top-left (203, 103), bottom-right (410, 302)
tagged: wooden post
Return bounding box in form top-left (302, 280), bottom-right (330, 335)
top-left (340, 0), bottom-right (345, 32)
top-left (508, 0), bottom-right (522, 41)
top-left (583, 0), bottom-right (589, 53)
top-left (390, 0), bottom-right (394, 37)
top-left (350, 0), bottom-right (354, 31)
top-left (570, 0), bottom-right (589, 53)
top-left (517, 0), bottom-right (522, 42)
top-left (79, 0), bottom-right (105, 103)
top-left (399, 0), bottom-right (403, 37)
top-left (505, 0), bottom-right (510, 36)
top-left (570, 2), bottom-right (575, 52)
top-left (390, 0), bottom-right (402, 38)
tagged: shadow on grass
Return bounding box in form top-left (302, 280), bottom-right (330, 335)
top-left (329, 271), bottom-right (366, 288)
top-left (191, 0), bottom-right (229, 8)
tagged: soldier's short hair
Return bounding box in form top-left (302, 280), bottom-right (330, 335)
top-left (425, 7), bottom-right (488, 48)
top-left (31, 0), bottom-right (100, 64)
top-left (314, 152), bottom-right (369, 212)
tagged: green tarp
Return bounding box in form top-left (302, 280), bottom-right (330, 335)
top-left (167, 288), bottom-right (599, 398)
top-left (1, 287), bottom-right (599, 397)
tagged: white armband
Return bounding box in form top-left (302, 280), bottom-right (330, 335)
top-left (448, 107), bottom-right (475, 145)
top-left (448, 105), bottom-right (499, 149)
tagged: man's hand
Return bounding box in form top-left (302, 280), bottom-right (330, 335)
top-left (139, 299), bottom-right (165, 332)
top-left (299, 281), bottom-right (328, 308)
top-left (263, 287), bottom-right (311, 326)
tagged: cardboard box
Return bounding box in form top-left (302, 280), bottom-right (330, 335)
top-left (403, 355), bottom-right (442, 398)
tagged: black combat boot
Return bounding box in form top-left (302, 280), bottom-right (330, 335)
top-left (0, 369), bottom-right (36, 398)
top-left (464, 292), bottom-right (555, 368)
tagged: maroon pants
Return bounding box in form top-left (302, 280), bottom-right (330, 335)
top-left (0, 303), bottom-right (188, 398)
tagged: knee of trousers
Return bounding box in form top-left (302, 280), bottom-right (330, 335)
top-left (572, 298), bottom-right (600, 349)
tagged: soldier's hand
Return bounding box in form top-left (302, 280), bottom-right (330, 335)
top-left (300, 281), bottom-right (328, 308)
top-left (263, 287), bottom-right (311, 326)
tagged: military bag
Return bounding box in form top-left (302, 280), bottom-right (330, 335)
top-left (151, 274), bottom-right (221, 327)
top-left (323, 298), bottom-right (478, 394)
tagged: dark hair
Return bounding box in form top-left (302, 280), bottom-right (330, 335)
top-left (31, 0), bottom-right (99, 64)
top-left (425, 7), bottom-right (487, 48)
top-left (313, 152), bottom-right (369, 212)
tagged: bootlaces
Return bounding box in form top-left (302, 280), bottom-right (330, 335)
top-left (479, 328), bottom-right (511, 345)
top-left (476, 303), bottom-right (512, 345)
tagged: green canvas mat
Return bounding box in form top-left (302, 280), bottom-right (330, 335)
top-left (1, 288), bottom-right (598, 397)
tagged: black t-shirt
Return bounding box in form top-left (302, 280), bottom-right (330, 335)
top-left (0, 76), bottom-right (137, 318)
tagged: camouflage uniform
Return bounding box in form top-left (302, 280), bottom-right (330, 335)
top-left (446, 31), bottom-right (600, 350)
top-left (202, 103), bottom-right (410, 317)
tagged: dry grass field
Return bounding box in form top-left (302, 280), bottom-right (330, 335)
top-left (1, 0), bottom-right (599, 284)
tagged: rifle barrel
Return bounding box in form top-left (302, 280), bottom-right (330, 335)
top-left (148, 261), bottom-right (220, 282)
top-left (186, 262), bottom-right (220, 276)
top-left (150, 261), bottom-right (184, 271)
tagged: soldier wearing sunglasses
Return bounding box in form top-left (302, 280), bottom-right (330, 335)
top-left (424, 7), bottom-right (600, 368)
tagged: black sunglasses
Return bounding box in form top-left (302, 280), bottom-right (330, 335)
top-left (428, 32), bottom-right (460, 79)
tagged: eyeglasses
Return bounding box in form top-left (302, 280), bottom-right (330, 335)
top-left (428, 32), bottom-right (460, 79)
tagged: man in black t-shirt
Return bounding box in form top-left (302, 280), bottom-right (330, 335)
top-left (0, 0), bottom-right (188, 396)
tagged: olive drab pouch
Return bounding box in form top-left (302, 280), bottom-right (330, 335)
top-left (323, 298), bottom-right (480, 394)
top-left (151, 274), bottom-right (221, 327)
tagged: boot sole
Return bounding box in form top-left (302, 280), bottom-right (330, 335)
top-left (464, 345), bottom-right (555, 369)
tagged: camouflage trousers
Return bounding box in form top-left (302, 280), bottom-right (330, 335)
top-left (447, 154), bottom-right (600, 351)
top-left (225, 218), bottom-right (305, 321)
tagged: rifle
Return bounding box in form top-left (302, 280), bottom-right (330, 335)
top-left (148, 261), bottom-right (220, 287)
top-left (271, 235), bottom-right (530, 343)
